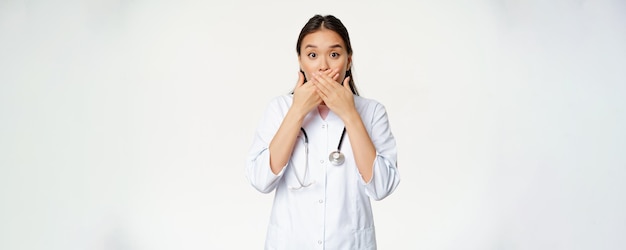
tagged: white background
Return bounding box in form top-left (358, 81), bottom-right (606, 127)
top-left (1, 0), bottom-right (625, 249)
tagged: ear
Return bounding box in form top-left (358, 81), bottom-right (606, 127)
top-left (347, 55), bottom-right (352, 71)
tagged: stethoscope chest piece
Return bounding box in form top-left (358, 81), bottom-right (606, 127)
top-left (329, 150), bottom-right (345, 166)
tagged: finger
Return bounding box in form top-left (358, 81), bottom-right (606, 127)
top-left (316, 87), bottom-right (327, 100)
top-left (313, 74), bottom-right (329, 91)
top-left (317, 69), bottom-right (335, 81)
top-left (316, 70), bottom-right (334, 83)
top-left (327, 68), bottom-right (339, 79)
top-left (312, 77), bottom-right (331, 97)
top-left (314, 73), bottom-right (334, 90)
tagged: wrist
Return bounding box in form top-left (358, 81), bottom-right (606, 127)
top-left (342, 110), bottom-right (362, 127)
top-left (287, 106), bottom-right (308, 122)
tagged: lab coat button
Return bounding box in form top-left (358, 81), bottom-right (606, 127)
top-left (318, 240), bottom-right (322, 244)
top-left (320, 160), bottom-right (324, 164)
top-left (318, 199), bottom-right (323, 203)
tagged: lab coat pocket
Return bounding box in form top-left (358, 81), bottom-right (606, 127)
top-left (354, 227), bottom-right (377, 250)
top-left (265, 224), bottom-right (288, 250)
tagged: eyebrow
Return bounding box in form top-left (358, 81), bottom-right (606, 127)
top-left (304, 44), bottom-right (344, 49)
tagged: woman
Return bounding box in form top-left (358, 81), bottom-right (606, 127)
top-left (246, 14), bottom-right (400, 249)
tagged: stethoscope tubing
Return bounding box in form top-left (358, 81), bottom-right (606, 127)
top-left (289, 127), bottom-right (346, 190)
top-left (300, 127), bottom-right (346, 154)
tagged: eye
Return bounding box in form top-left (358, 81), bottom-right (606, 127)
top-left (330, 52), bottom-right (340, 58)
top-left (308, 52), bottom-right (317, 58)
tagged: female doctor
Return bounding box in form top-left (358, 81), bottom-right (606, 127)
top-left (246, 14), bottom-right (400, 250)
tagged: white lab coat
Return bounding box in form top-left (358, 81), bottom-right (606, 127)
top-left (246, 94), bottom-right (400, 250)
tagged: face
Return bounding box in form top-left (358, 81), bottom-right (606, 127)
top-left (299, 28), bottom-right (352, 83)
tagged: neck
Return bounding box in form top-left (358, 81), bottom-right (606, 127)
top-left (318, 105), bottom-right (329, 120)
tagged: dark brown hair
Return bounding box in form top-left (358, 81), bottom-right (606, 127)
top-left (296, 14), bottom-right (359, 96)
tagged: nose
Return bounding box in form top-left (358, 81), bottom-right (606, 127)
top-left (318, 58), bottom-right (329, 72)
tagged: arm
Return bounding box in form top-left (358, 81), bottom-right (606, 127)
top-left (268, 106), bottom-right (307, 174)
top-left (269, 71), bottom-right (322, 174)
top-left (342, 111), bottom-right (376, 182)
top-left (312, 72), bottom-right (376, 182)
top-left (245, 97), bottom-right (289, 193)
top-left (361, 103), bottom-right (400, 201)
top-left (246, 72), bottom-right (322, 193)
top-left (312, 71), bottom-right (400, 200)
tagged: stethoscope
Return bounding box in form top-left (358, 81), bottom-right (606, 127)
top-left (289, 127), bottom-right (347, 190)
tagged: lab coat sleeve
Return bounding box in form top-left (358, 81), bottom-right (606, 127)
top-left (245, 97), bottom-right (288, 193)
top-left (361, 103), bottom-right (400, 201)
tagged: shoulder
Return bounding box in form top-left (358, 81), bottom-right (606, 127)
top-left (265, 94), bottom-right (292, 106)
top-left (263, 94), bottom-right (294, 114)
top-left (353, 95), bottom-right (394, 127)
top-left (354, 95), bottom-right (385, 111)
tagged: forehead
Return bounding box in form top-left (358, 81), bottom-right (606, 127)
top-left (301, 29), bottom-right (345, 49)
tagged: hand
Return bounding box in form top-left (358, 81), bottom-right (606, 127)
top-left (311, 69), bottom-right (356, 120)
top-left (291, 71), bottom-right (322, 117)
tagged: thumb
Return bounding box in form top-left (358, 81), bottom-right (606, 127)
top-left (296, 71), bottom-right (305, 88)
top-left (343, 76), bottom-right (351, 90)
